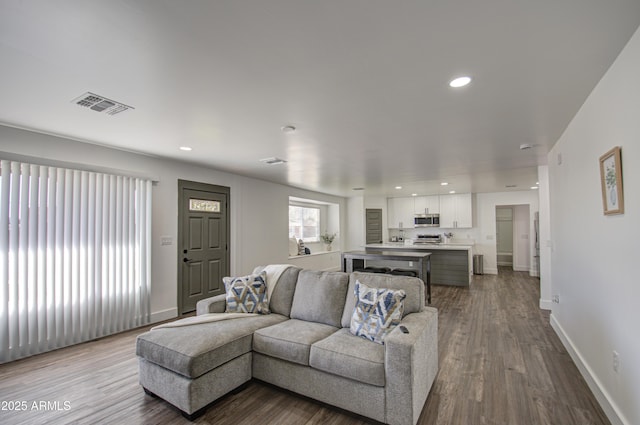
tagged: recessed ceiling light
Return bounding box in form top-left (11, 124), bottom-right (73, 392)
top-left (449, 190), bottom-right (456, 194)
top-left (449, 76), bottom-right (471, 88)
top-left (520, 143), bottom-right (533, 150)
top-left (531, 186), bottom-right (539, 190)
top-left (281, 125), bottom-right (296, 133)
top-left (395, 186), bottom-right (402, 190)
top-left (536, 181), bottom-right (540, 185)
top-left (440, 182), bottom-right (449, 186)
top-left (411, 193), bottom-right (418, 197)
top-left (179, 146), bottom-right (192, 151)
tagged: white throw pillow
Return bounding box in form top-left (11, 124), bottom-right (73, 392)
top-left (223, 272), bottom-right (270, 314)
top-left (350, 280), bottom-right (406, 344)
top-left (288, 237), bottom-right (299, 256)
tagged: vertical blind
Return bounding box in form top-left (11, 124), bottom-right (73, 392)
top-left (0, 160), bottom-right (152, 363)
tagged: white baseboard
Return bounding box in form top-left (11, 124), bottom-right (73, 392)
top-left (539, 299), bottom-right (553, 310)
top-left (483, 267), bottom-right (498, 275)
top-left (513, 265), bottom-right (529, 272)
top-left (550, 314), bottom-right (627, 425)
top-left (150, 308), bottom-right (178, 324)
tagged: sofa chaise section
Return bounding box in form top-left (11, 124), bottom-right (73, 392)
top-left (136, 313), bottom-right (288, 417)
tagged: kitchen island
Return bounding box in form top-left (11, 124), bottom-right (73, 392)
top-left (364, 243), bottom-right (473, 287)
top-left (342, 250), bottom-right (432, 304)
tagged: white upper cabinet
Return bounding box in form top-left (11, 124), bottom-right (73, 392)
top-left (414, 195), bottom-right (440, 214)
top-left (387, 197), bottom-right (415, 229)
top-left (439, 193), bottom-right (473, 228)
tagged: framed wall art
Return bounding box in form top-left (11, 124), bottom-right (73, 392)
top-left (599, 146), bottom-right (624, 215)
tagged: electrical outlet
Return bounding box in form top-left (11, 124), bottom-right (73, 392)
top-left (160, 236), bottom-right (173, 246)
top-left (613, 351), bottom-right (620, 373)
top-left (408, 261), bottom-right (414, 267)
top-left (552, 295), bottom-right (560, 303)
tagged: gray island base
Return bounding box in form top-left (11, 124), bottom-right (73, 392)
top-left (364, 244), bottom-right (472, 288)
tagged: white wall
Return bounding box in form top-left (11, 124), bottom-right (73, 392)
top-left (474, 191), bottom-right (539, 275)
top-left (548, 27), bottom-right (640, 425)
top-left (537, 165), bottom-right (552, 310)
top-left (346, 195), bottom-right (365, 250)
top-left (0, 125), bottom-right (346, 322)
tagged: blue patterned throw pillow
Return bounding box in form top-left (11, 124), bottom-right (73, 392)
top-left (350, 280), bottom-right (406, 344)
top-left (223, 272), bottom-right (270, 314)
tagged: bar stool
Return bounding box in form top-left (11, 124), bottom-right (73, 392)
top-left (362, 266), bottom-right (391, 274)
top-left (389, 268), bottom-right (418, 277)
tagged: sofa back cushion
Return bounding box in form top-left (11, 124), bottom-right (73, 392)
top-left (269, 266), bottom-right (302, 316)
top-left (341, 272), bottom-right (424, 328)
top-left (290, 270), bottom-right (349, 327)
top-left (252, 266), bottom-right (302, 317)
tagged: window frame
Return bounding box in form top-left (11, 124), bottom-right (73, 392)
top-left (288, 204), bottom-right (321, 243)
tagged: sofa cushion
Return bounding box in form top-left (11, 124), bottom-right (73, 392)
top-left (253, 319), bottom-right (338, 366)
top-left (136, 314), bottom-right (287, 379)
top-left (309, 328), bottom-right (386, 387)
top-left (252, 266), bottom-right (302, 317)
top-left (223, 272), bottom-right (270, 314)
top-left (350, 280), bottom-right (406, 344)
top-left (290, 270), bottom-right (349, 327)
top-left (341, 272), bottom-right (424, 328)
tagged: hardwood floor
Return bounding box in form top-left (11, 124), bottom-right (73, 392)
top-left (0, 269), bottom-right (610, 425)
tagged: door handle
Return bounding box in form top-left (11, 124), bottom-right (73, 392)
top-left (183, 258), bottom-right (192, 263)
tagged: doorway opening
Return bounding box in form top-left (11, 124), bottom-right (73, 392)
top-left (495, 204), bottom-right (531, 273)
top-left (496, 207), bottom-right (513, 267)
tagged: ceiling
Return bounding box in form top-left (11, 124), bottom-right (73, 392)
top-left (1, 1), bottom-right (639, 198)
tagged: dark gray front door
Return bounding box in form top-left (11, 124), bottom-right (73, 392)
top-left (366, 208), bottom-right (383, 244)
top-left (178, 181), bottom-right (230, 314)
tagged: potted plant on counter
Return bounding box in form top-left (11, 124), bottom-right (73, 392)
top-left (320, 232), bottom-right (337, 251)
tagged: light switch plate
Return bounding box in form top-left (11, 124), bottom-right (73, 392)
top-left (161, 236), bottom-right (173, 246)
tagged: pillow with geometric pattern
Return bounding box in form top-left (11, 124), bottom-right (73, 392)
top-left (349, 280), bottom-right (406, 344)
top-left (223, 271), bottom-right (270, 314)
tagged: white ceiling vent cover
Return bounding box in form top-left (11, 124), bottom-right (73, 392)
top-left (259, 157), bottom-right (287, 165)
top-left (72, 92), bottom-right (134, 115)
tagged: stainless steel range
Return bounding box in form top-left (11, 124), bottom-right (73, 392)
top-left (414, 234), bottom-right (442, 244)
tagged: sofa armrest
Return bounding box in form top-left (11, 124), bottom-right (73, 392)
top-left (384, 306), bottom-right (438, 425)
top-left (195, 294), bottom-right (227, 315)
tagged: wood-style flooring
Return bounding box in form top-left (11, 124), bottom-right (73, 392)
top-left (0, 268), bottom-right (610, 425)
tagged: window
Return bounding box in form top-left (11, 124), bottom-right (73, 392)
top-left (289, 205), bottom-right (320, 242)
top-left (189, 198), bottom-right (220, 212)
top-left (0, 160), bottom-right (152, 363)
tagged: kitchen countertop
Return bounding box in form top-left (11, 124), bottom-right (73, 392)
top-left (365, 242), bottom-right (473, 251)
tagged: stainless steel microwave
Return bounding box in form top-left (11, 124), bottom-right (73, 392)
top-left (414, 214), bottom-right (440, 228)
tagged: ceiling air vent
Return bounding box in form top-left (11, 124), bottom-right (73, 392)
top-left (259, 157), bottom-right (287, 165)
top-left (71, 92), bottom-right (134, 116)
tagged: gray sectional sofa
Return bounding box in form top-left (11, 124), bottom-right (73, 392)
top-left (136, 267), bottom-right (438, 425)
